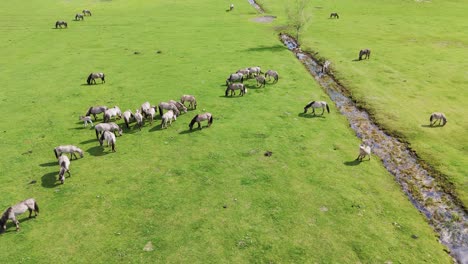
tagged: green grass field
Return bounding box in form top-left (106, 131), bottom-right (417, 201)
top-left (260, 0), bottom-right (468, 206)
top-left (0, 0), bottom-right (456, 263)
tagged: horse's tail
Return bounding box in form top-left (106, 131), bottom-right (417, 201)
top-left (326, 104), bottom-right (330, 113)
top-left (124, 118), bottom-right (129, 129)
top-left (111, 142), bottom-right (115, 152)
top-left (86, 74), bottom-right (92, 85)
top-left (54, 148), bottom-right (59, 159)
top-left (95, 128), bottom-right (100, 139)
top-left (209, 115), bottom-right (213, 125)
top-left (158, 105), bottom-right (163, 117)
top-left (101, 73), bottom-right (105, 83)
top-left (368, 50), bottom-right (371, 59)
top-left (240, 76), bottom-right (244, 83)
top-left (34, 201), bottom-right (39, 214)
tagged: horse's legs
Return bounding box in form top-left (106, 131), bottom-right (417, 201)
top-left (13, 218), bottom-right (20, 231)
top-left (321, 107), bottom-right (325, 115)
top-left (28, 208), bottom-right (33, 218)
top-left (198, 122), bottom-right (201, 129)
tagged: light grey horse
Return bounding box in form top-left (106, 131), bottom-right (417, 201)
top-left (123, 110), bottom-right (134, 129)
top-left (1, 198), bottom-right (39, 233)
top-left (256, 75), bottom-right (266, 87)
top-left (225, 83), bottom-right (246, 96)
top-left (134, 109), bottom-right (144, 130)
top-left (264, 70), bottom-right (279, 83)
top-left (189, 113), bottom-right (213, 130)
top-left (304, 101), bottom-right (330, 115)
top-left (58, 155), bottom-right (71, 184)
top-left (79, 116), bottom-right (94, 127)
top-left (85, 106), bottom-right (107, 121)
top-left (430, 112), bottom-right (447, 126)
top-left (180, 95), bottom-right (197, 109)
top-left (82, 9), bottom-right (92, 16)
top-left (104, 106), bottom-right (122, 123)
top-left (75, 14), bottom-right (84, 21)
top-left (158, 102), bottom-right (180, 117)
top-left (55, 21), bottom-right (67, 28)
top-left (54, 145), bottom-right (84, 160)
top-left (226, 73), bottom-right (244, 86)
top-left (87, 72), bottom-right (105, 85)
top-left (94, 122), bottom-right (122, 139)
top-left (356, 143), bottom-right (371, 161)
top-left (247, 66), bottom-right (261, 78)
top-left (169, 100), bottom-right (188, 113)
top-left (99, 131), bottom-right (116, 152)
top-left (161, 110), bottom-right (177, 129)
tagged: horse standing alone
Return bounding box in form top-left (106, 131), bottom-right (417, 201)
top-left (359, 49), bottom-right (371, 60)
top-left (304, 101), bottom-right (330, 115)
top-left (429, 112), bottom-right (447, 126)
top-left (82, 10), bottom-right (92, 16)
top-left (75, 14), bottom-right (84, 21)
top-left (55, 21), bottom-right (68, 28)
top-left (189, 113), bottom-right (213, 130)
top-left (86, 72), bottom-right (105, 85)
top-left (329, 13), bottom-right (339, 19)
top-left (356, 143), bottom-right (371, 161)
top-left (0, 198), bottom-right (39, 233)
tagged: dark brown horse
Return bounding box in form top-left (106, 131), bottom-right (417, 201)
top-left (359, 49), bottom-right (371, 60)
top-left (329, 13), bottom-right (339, 19)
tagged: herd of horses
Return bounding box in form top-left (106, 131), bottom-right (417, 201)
top-left (1, 7), bottom-right (449, 235)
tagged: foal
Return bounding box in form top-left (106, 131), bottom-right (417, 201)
top-left (75, 14), bottom-right (84, 21)
top-left (429, 112), bottom-right (447, 126)
top-left (256, 75), bottom-right (266, 88)
top-left (58, 155), bottom-right (71, 184)
top-left (79, 116), bottom-right (94, 127)
top-left (0, 198), bottom-right (39, 233)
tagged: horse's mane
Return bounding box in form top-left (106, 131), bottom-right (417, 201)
top-left (189, 114), bottom-right (199, 127)
top-left (305, 101), bottom-right (315, 108)
top-left (86, 73), bottom-right (93, 84)
top-left (0, 207), bottom-right (12, 226)
top-left (85, 106), bottom-right (93, 116)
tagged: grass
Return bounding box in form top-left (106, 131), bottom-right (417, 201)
top-left (0, 0), bottom-right (453, 263)
top-left (259, 0), bottom-right (468, 206)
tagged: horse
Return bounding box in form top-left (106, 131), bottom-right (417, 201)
top-left (229, 4), bottom-right (234, 11)
top-left (58, 155), bottom-right (71, 184)
top-left (169, 100), bottom-right (188, 114)
top-left (322, 60), bottom-right (331, 73)
top-left (140, 102), bottom-right (152, 118)
top-left (359, 49), bottom-right (371, 60)
top-left (225, 83), bottom-right (246, 96)
top-left (226, 73), bottom-right (244, 86)
top-left (0, 198), bottom-right (39, 233)
top-left (122, 110), bottom-right (135, 129)
top-left (158, 102), bottom-right (180, 117)
top-left (79, 116), bottom-right (93, 127)
top-left (264, 70), bottom-right (279, 83)
top-left (134, 109), bottom-right (144, 130)
top-left (236, 68), bottom-right (250, 79)
top-left (161, 110), bottom-right (177, 129)
top-left (145, 107), bottom-right (156, 125)
top-left (104, 106), bottom-right (122, 123)
top-left (75, 14), bottom-right (84, 21)
top-left (430, 112), bottom-right (447, 126)
top-left (256, 75), bottom-right (266, 87)
top-left (99, 131), bottom-right (116, 152)
top-left (356, 143), bottom-right (371, 161)
top-left (248, 66), bottom-right (262, 78)
top-left (304, 101), bottom-right (330, 115)
top-left (54, 145), bottom-right (84, 160)
top-left (55, 21), bottom-right (67, 28)
top-left (85, 106), bottom-right (107, 121)
top-left (180, 95), bottom-right (197, 109)
top-left (82, 9), bottom-right (92, 16)
top-left (329, 13), bottom-right (339, 19)
top-left (86, 72), bottom-right (105, 85)
top-left (189, 113), bottom-right (213, 130)
top-left (94, 122), bottom-right (122, 139)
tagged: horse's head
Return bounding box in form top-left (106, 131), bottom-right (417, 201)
top-left (118, 127), bottom-right (123, 136)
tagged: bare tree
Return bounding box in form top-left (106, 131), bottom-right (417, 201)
top-left (286, 0), bottom-right (311, 43)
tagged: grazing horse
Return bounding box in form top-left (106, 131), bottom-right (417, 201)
top-left (55, 21), bottom-right (67, 28)
top-left (79, 116), bottom-right (94, 127)
top-left (169, 100), bottom-right (188, 113)
top-left (140, 102), bottom-right (152, 118)
top-left (189, 113), bottom-right (213, 130)
top-left (356, 144), bottom-right (371, 161)
top-left (86, 72), bottom-right (105, 85)
top-left (82, 9), bottom-right (92, 16)
top-left (158, 102), bottom-right (180, 117)
top-left (226, 73), bottom-right (244, 86)
top-left (99, 131), bottom-right (116, 152)
top-left (58, 155), bottom-right (71, 184)
top-left (134, 109), bottom-right (144, 130)
top-left (230, 4), bottom-right (234, 11)
top-left (359, 49), bottom-right (371, 60)
top-left (329, 13), bottom-right (339, 19)
top-left (75, 14), bottom-right (84, 21)
top-left (161, 110), bottom-right (177, 129)
top-left (0, 198), bottom-right (39, 233)
top-left (145, 107), bottom-right (156, 125)
top-left (180, 95), bottom-right (197, 109)
top-left (256, 75), bottom-right (266, 87)
top-left (94, 122), bottom-right (122, 139)
top-left (122, 110), bottom-right (134, 129)
top-left (248, 66), bottom-right (262, 78)
top-left (225, 83), bottom-right (246, 96)
top-left (322, 60), bottom-right (331, 73)
top-left (54, 145), bottom-right (84, 160)
top-left (85, 105), bottom-right (107, 121)
top-left (264, 70), bottom-right (279, 83)
top-left (304, 101), bottom-right (330, 115)
top-left (104, 106), bottom-right (122, 122)
top-left (430, 112), bottom-right (447, 126)
top-left (236, 68), bottom-right (250, 79)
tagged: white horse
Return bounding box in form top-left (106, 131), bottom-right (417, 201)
top-left (94, 122), bottom-right (122, 139)
top-left (104, 106), bottom-right (122, 122)
top-left (134, 109), bottom-right (144, 130)
top-left (430, 112), bottom-right (447, 126)
top-left (79, 116), bottom-right (94, 127)
top-left (322, 60), bottom-right (331, 73)
top-left (58, 155), bottom-right (71, 184)
top-left (0, 198), bottom-right (39, 233)
top-left (54, 145), bottom-right (84, 160)
top-left (180, 95), bottom-right (197, 109)
top-left (304, 101), bottom-right (330, 115)
top-left (99, 131), bottom-right (116, 152)
top-left (161, 110), bottom-right (177, 129)
top-left (356, 143), bottom-right (371, 161)
top-left (123, 110), bottom-right (134, 129)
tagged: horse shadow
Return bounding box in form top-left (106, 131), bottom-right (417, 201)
top-left (39, 161), bottom-right (57, 167)
top-left (298, 113), bottom-right (326, 119)
top-left (244, 44), bottom-right (285, 53)
top-left (352, 58), bottom-right (361, 62)
top-left (343, 159), bottom-right (362, 166)
top-left (421, 124), bottom-right (443, 128)
top-left (86, 145), bottom-right (110, 157)
top-left (149, 124), bottom-right (164, 132)
top-left (179, 129), bottom-right (198, 135)
top-left (80, 138), bottom-right (97, 145)
top-left (41, 171), bottom-right (60, 188)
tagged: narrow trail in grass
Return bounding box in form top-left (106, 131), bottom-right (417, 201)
top-left (248, 1), bottom-right (467, 263)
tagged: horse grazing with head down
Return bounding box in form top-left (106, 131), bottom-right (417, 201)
top-left (99, 131), bottom-right (116, 152)
top-left (75, 14), bottom-right (84, 21)
top-left (304, 101), bottom-right (330, 115)
top-left (256, 75), bottom-right (266, 87)
top-left (225, 83), bottom-right (246, 96)
top-left (329, 13), bottom-right (339, 19)
top-left (54, 145), bottom-right (84, 160)
top-left (430, 112), bottom-right (447, 126)
top-left (264, 70), bottom-right (279, 83)
top-left (226, 73), bottom-right (244, 86)
top-left (82, 9), bottom-right (92, 16)
top-left (79, 116), bottom-right (93, 127)
top-left (189, 113), bottom-right (213, 130)
top-left (356, 143), bottom-right (371, 161)
top-left (94, 122), bottom-right (122, 139)
top-left (85, 106), bottom-right (107, 121)
top-left (58, 155), bottom-right (71, 184)
top-left (161, 110), bottom-right (177, 129)
top-left (180, 95), bottom-right (197, 109)
top-left (158, 102), bottom-right (180, 117)
top-left (0, 198), bottom-right (39, 233)
top-left (104, 106), bottom-right (122, 123)
top-left (169, 100), bottom-right (188, 114)
top-left (122, 110), bottom-right (135, 129)
top-left (55, 21), bottom-right (68, 28)
top-left (134, 109), bottom-right (144, 130)
top-left (359, 49), bottom-right (371, 60)
top-left (87, 72), bottom-right (105, 85)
